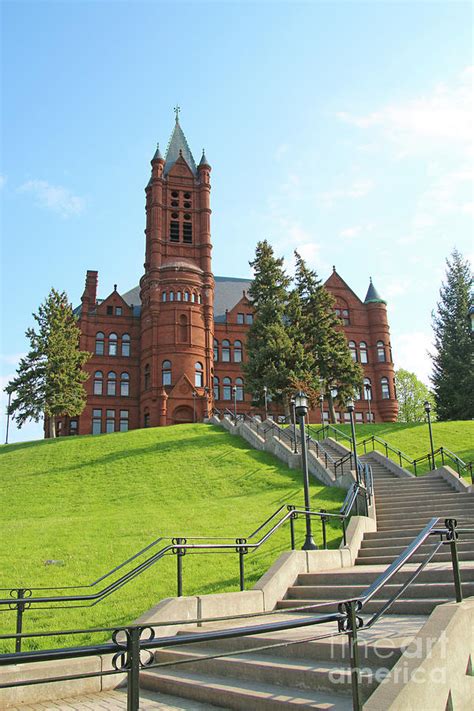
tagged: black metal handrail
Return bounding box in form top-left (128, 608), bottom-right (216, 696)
top-left (1, 517), bottom-right (472, 711)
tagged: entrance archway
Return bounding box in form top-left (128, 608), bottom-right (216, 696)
top-left (172, 405), bottom-right (194, 424)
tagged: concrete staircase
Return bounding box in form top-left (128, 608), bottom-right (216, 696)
top-left (140, 455), bottom-right (474, 709)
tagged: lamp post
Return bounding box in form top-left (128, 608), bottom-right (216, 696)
top-left (346, 398), bottom-right (359, 482)
top-left (5, 390), bottom-right (11, 445)
top-left (424, 401), bottom-right (435, 470)
top-left (319, 394), bottom-right (324, 425)
top-left (232, 385), bottom-right (237, 421)
top-left (290, 397), bottom-right (298, 454)
top-left (263, 386), bottom-right (268, 420)
top-left (192, 390), bottom-right (197, 423)
top-left (469, 305), bottom-right (474, 333)
top-left (294, 391), bottom-right (318, 550)
top-left (364, 383), bottom-right (372, 423)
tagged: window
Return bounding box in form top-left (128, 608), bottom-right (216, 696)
top-left (349, 341), bottom-right (357, 362)
top-left (191, 292), bottom-right (196, 303)
top-left (169, 291), bottom-right (174, 302)
top-left (235, 377), bottom-right (244, 401)
top-left (95, 332), bottom-right (105, 355)
top-left (144, 411), bottom-right (150, 428)
top-left (344, 412), bottom-right (351, 423)
top-left (106, 409), bottom-right (115, 433)
top-left (222, 339), bottom-right (230, 362)
top-left (245, 314), bottom-right (253, 325)
top-left (184, 291), bottom-right (189, 302)
top-left (115, 307), bottom-right (122, 316)
top-left (377, 341), bottom-right (386, 362)
top-left (183, 222), bottom-right (192, 243)
top-left (213, 376), bottom-right (220, 400)
top-left (162, 360), bottom-right (171, 386)
top-left (342, 309), bottom-right (350, 326)
top-left (144, 363), bottom-right (151, 390)
top-left (162, 291), bottom-right (167, 302)
top-left (177, 291), bottom-right (182, 302)
top-left (234, 340), bottom-right (242, 363)
top-left (119, 410), bottom-right (129, 432)
top-left (237, 313), bottom-right (244, 324)
top-left (197, 293), bottom-right (202, 304)
top-left (170, 221), bottom-right (179, 242)
top-left (355, 413), bottom-right (363, 422)
top-left (223, 378), bottom-right (232, 400)
top-left (69, 420), bottom-right (78, 435)
top-left (92, 409), bottom-right (102, 435)
top-left (213, 338), bottom-right (219, 361)
top-left (121, 333), bottom-right (130, 357)
top-left (93, 370), bottom-right (103, 395)
top-left (107, 305), bottom-right (113, 315)
top-left (109, 333), bottom-right (118, 356)
top-left (381, 377), bottom-right (390, 399)
top-left (107, 371), bottom-right (117, 396)
top-left (120, 372), bottom-right (130, 396)
top-left (195, 361), bottom-right (203, 387)
top-left (364, 378), bottom-right (372, 400)
top-left (360, 342), bottom-right (368, 364)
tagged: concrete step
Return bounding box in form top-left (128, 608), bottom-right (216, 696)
top-left (297, 566), bottom-right (474, 586)
top-left (357, 541), bottom-right (474, 559)
top-left (360, 533), bottom-right (474, 549)
top-left (375, 494), bottom-right (474, 508)
top-left (376, 515), bottom-right (474, 528)
top-left (140, 668), bottom-right (354, 710)
top-left (151, 647), bottom-right (378, 701)
top-left (375, 501), bottom-right (474, 516)
top-left (285, 581), bottom-right (474, 600)
top-left (276, 597), bottom-right (452, 616)
top-left (354, 550), bottom-right (474, 565)
top-left (376, 519), bottom-right (474, 532)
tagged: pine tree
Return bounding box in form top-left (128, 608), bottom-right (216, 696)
top-left (430, 249), bottom-right (473, 420)
top-left (293, 252), bottom-right (363, 422)
top-left (395, 368), bottom-right (435, 423)
top-left (244, 240), bottom-right (298, 409)
top-left (5, 289), bottom-right (91, 437)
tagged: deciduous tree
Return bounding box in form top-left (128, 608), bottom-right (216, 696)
top-left (395, 368), bottom-right (435, 423)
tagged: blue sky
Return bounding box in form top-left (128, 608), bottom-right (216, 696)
top-left (1, 0), bottom-right (473, 442)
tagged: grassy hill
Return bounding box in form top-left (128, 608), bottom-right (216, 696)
top-left (0, 424), bottom-right (345, 651)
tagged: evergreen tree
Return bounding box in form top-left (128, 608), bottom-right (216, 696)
top-left (430, 249), bottom-right (473, 420)
top-left (244, 240), bottom-right (298, 409)
top-left (293, 252), bottom-right (363, 422)
top-left (395, 368), bottom-right (435, 423)
top-left (5, 289), bottom-right (90, 437)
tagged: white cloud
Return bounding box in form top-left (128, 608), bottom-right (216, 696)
top-left (274, 143), bottom-right (290, 161)
top-left (317, 178), bottom-right (374, 206)
top-left (19, 179), bottom-right (85, 217)
top-left (392, 331), bottom-right (434, 386)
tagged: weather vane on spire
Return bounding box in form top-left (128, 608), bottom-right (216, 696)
top-left (174, 104), bottom-right (181, 122)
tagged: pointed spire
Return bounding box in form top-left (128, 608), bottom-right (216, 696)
top-left (199, 148), bottom-right (210, 167)
top-left (364, 277), bottom-right (386, 304)
top-left (152, 142), bottom-right (163, 162)
top-left (164, 109), bottom-right (197, 176)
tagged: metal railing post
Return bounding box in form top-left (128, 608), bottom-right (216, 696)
top-left (338, 600), bottom-right (362, 711)
top-left (342, 518), bottom-right (347, 546)
top-left (445, 519), bottom-right (463, 602)
top-left (288, 507), bottom-right (296, 550)
top-left (321, 510), bottom-right (328, 550)
top-left (236, 538), bottom-right (247, 591)
top-left (127, 627), bottom-right (141, 711)
top-left (14, 589), bottom-right (26, 654)
top-left (174, 538), bottom-right (186, 597)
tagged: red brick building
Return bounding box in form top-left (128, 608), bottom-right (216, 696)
top-left (57, 115), bottom-right (398, 437)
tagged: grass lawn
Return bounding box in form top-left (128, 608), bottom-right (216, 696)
top-left (310, 421), bottom-right (474, 477)
top-left (0, 424), bottom-right (345, 651)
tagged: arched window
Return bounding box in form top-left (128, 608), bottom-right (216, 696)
top-left (95, 332), bottom-right (105, 355)
top-left (222, 339), bottom-right (230, 362)
top-left (213, 376), bottom-right (220, 400)
top-left (195, 361), bottom-right (203, 387)
top-left (360, 342), bottom-right (368, 364)
top-left (381, 377), bottom-right (390, 399)
top-left (169, 291), bottom-right (174, 302)
top-left (109, 333), bottom-right (118, 356)
top-left (120, 372), bottom-right (130, 396)
top-left (162, 291), bottom-right (167, 302)
top-left (144, 410), bottom-right (150, 428)
top-left (223, 377), bottom-right (232, 400)
top-left (342, 309), bottom-right (350, 326)
top-left (121, 333), bottom-right (130, 357)
top-left (349, 341), bottom-right (357, 362)
top-left (377, 341), bottom-right (386, 362)
top-left (235, 377), bottom-right (244, 401)
top-left (234, 340), bottom-right (242, 363)
top-left (144, 363), bottom-right (150, 390)
top-left (93, 370), bottom-right (103, 395)
top-left (364, 378), bottom-right (372, 400)
top-left (197, 293), bottom-right (202, 304)
top-left (184, 291), bottom-right (189, 302)
top-left (162, 360), bottom-right (171, 386)
top-left (179, 314), bottom-right (188, 342)
top-left (191, 292), bottom-right (196, 303)
top-left (107, 371), bottom-right (117, 396)
top-left (176, 291), bottom-right (182, 301)
top-left (213, 338), bottom-right (219, 362)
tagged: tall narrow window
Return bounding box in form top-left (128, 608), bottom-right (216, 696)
top-left (69, 420), bottom-right (78, 435)
top-left (144, 411), bottom-right (150, 428)
top-left (195, 361), bottom-right (203, 388)
top-left (364, 378), bottom-right (372, 400)
top-left (222, 340), bottom-right (230, 362)
top-left (106, 409), bottom-right (115, 433)
top-left (348, 341), bottom-right (357, 362)
top-left (342, 309), bottom-right (350, 326)
top-left (213, 376), bottom-right (220, 400)
top-left (377, 341), bottom-right (386, 362)
top-left (223, 377), bottom-right (232, 400)
top-left (360, 342), bottom-right (368, 364)
top-left (162, 291), bottom-right (167, 302)
top-left (381, 377), bottom-right (390, 399)
top-left (191, 292), bottom-right (196, 303)
top-left (169, 291), bottom-right (174, 302)
top-left (120, 372), bottom-right (130, 396)
top-left (144, 364), bottom-right (150, 390)
top-left (184, 291), bottom-right (190, 302)
top-left (245, 314), bottom-right (253, 325)
top-left (109, 333), bottom-right (118, 356)
top-left (183, 222), bottom-right (192, 243)
top-left (197, 293), bottom-right (202, 304)
top-left (234, 340), bottom-right (242, 363)
top-left (170, 221), bottom-right (179, 242)
top-left (92, 409), bottom-right (102, 435)
top-left (107, 371), bottom-right (117, 396)
top-left (121, 333), bottom-right (130, 357)
top-left (213, 338), bottom-right (219, 361)
top-left (93, 370), bottom-right (103, 395)
top-left (179, 314), bottom-right (188, 341)
top-left (177, 291), bottom-right (182, 302)
top-left (237, 313), bottom-right (244, 324)
top-left (119, 410), bottom-right (129, 432)
top-left (162, 360), bottom-right (171, 386)
top-left (95, 332), bottom-right (105, 355)
top-left (235, 377), bottom-right (244, 401)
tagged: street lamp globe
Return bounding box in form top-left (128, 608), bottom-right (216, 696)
top-left (424, 401), bottom-right (431, 414)
top-left (346, 397), bottom-right (355, 412)
top-left (294, 391), bottom-right (309, 417)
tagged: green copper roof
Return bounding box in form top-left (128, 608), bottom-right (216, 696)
top-left (364, 278), bottom-right (386, 304)
top-left (164, 118), bottom-right (197, 176)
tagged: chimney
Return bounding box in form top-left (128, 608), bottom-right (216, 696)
top-left (81, 270), bottom-right (98, 309)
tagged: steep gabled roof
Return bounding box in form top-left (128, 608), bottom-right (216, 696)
top-left (164, 118), bottom-right (197, 176)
